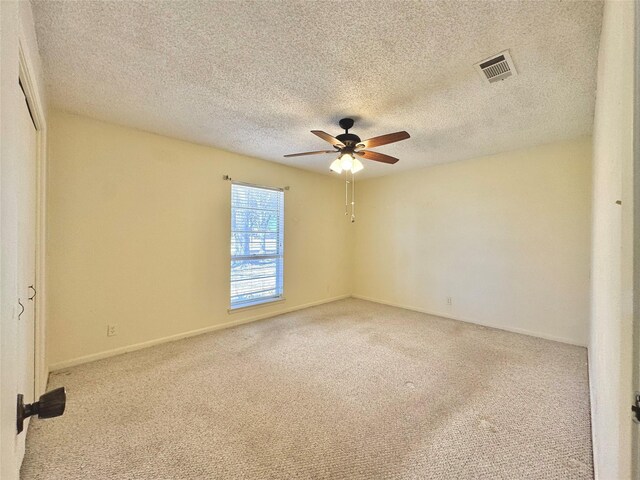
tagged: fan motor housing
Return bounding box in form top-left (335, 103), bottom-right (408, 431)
top-left (336, 133), bottom-right (361, 147)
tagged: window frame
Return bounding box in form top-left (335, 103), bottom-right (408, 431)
top-left (229, 181), bottom-right (285, 311)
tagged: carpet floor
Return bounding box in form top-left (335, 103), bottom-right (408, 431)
top-left (21, 299), bottom-right (592, 479)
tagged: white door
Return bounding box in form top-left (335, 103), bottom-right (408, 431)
top-left (633, 5), bottom-right (640, 478)
top-left (15, 81), bottom-right (37, 467)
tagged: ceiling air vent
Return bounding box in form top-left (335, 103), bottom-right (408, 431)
top-left (474, 50), bottom-right (517, 84)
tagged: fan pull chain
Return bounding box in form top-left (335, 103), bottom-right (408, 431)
top-left (351, 170), bottom-right (356, 223)
top-left (345, 176), bottom-right (349, 216)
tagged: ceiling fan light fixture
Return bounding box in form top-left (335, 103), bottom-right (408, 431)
top-left (331, 153), bottom-right (363, 174)
top-left (329, 158), bottom-right (343, 174)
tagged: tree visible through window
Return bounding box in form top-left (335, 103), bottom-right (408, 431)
top-left (230, 183), bottom-right (284, 309)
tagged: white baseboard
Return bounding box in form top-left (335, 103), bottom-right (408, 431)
top-left (49, 293), bottom-right (585, 371)
top-left (351, 294), bottom-right (587, 347)
top-left (48, 294), bottom-right (351, 371)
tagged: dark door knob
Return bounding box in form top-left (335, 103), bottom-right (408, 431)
top-left (17, 387), bottom-right (66, 433)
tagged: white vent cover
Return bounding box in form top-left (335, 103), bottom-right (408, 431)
top-left (474, 50), bottom-right (517, 84)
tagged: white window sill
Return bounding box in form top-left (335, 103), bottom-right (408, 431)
top-left (228, 297), bottom-right (285, 314)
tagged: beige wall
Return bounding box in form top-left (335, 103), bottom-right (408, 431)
top-left (46, 112), bottom-right (353, 368)
top-left (589, 0), bottom-right (635, 478)
top-left (353, 138), bottom-right (592, 346)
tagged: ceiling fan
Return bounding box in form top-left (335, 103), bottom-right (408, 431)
top-left (284, 118), bottom-right (410, 174)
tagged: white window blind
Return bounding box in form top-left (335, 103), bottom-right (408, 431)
top-left (230, 183), bottom-right (284, 309)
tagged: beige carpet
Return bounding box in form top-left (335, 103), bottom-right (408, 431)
top-left (21, 299), bottom-right (592, 479)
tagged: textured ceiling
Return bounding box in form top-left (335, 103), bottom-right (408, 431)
top-left (32, 0), bottom-right (603, 178)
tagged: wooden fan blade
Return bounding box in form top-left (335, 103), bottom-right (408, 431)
top-left (311, 130), bottom-right (345, 147)
top-left (357, 131), bottom-right (410, 149)
top-left (355, 150), bottom-right (399, 164)
top-left (283, 150), bottom-right (337, 158)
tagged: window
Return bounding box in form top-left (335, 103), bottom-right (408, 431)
top-left (230, 182), bottom-right (284, 309)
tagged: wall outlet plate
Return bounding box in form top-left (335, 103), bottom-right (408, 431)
top-left (107, 324), bottom-right (117, 337)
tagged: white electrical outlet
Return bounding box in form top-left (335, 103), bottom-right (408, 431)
top-left (447, 297), bottom-right (452, 305)
top-left (107, 324), bottom-right (118, 337)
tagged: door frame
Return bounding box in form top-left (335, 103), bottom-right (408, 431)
top-left (17, 38), bottom-right (47, 398)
